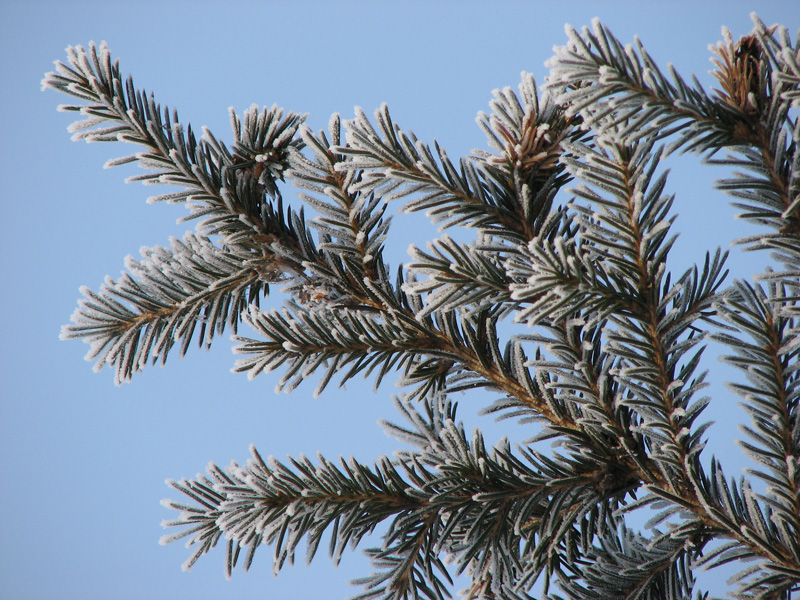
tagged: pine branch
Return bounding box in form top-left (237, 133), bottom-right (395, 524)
top-left (547, 16), bottom-right (799, 236)
top-left (685, 459), bottom-right (800, 599)
top-left (547, 18), bottom-right (739, 153)
top-left (60, 232), bottom-right (267, 384)
top-left (704, 17), bottom-right (800, 244)
top-left (49, 19), bottom-right (800, 597)
top-left (42, 43), bottom-right (306, 243)
top-left (161, 446), bottom-right (427, 580)
top-left (335, 94), bottom-right (570, 242)
top-left (160, 395), bottom-right (647, 596)
top-left (714, 281), bottom-right (800, 554)
top-left (232, 302), bottom-right (440, 397)
top-left (286, 114), bottom-right (393, 296)
top-left (403, 235), bottom-right (514, 317)
top-left (523, 318), bottom-right (649, 476)
top-left (553, 524), bottom-right (704, 600)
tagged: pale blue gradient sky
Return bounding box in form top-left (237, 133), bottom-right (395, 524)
top-left (1, 1), bottom-right (798, 599)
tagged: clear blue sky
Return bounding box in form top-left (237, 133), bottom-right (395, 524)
top-left (1, 1), bottom-right (798, 599)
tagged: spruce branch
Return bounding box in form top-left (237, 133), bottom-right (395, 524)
top-left (470, 72), bottom-right (578, 242)
top-left (161, 446), bottom-right (428, 580)
top-left (512, 130), bottom-right (800, 587)
top-left (39, 51), bottom-right (621, 450)
top-left (48, 17), bottom-right (800, 598)
top-left (548, 16), bottom-right (799, 236)
top-left (507, 139), bottom-right (690, 327)
top-left (44, 43), bottom-right (322, 380)
top-left (705, 17), bottom-right (800, 238)
top-left (553, 524), bottom-right (704, 600)
top-left (232, 302), bottom-right (439, 396)
top-left (714, 281), bottom-right (800, 551)
top-left (287, 114), bottom-right (392, 292)
top-left (686, 459), bottom-right (800, 598)
top-left (523, 318), bottom-right (647, 474)
top-left (161, 396), bottom-right (640, 597)
top-left (42, 42), bottom-right (306, 243)
top-left (474, 73), bottom-right (572, 188)
top-left (335, 98), bottom-right (570, 242)
top-left (403, 235), bottom-right (514, 317)
top-left (232, 300), bottom-right (575, 434)
top-left (60, 233), bottom-right (267, 384)
top-left (547, 18), bottom-right (737, 153)
top-left (550, 137), bottom-right (725, 481)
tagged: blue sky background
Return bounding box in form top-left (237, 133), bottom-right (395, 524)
top-left (2, 1), bottom-right (798, 599)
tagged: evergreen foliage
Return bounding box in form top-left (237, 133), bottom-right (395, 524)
top-left (45, 14), bottom-right (800, 599)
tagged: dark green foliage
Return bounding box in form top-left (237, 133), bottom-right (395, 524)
top-left (46, 14), bottom-right (799, 599)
